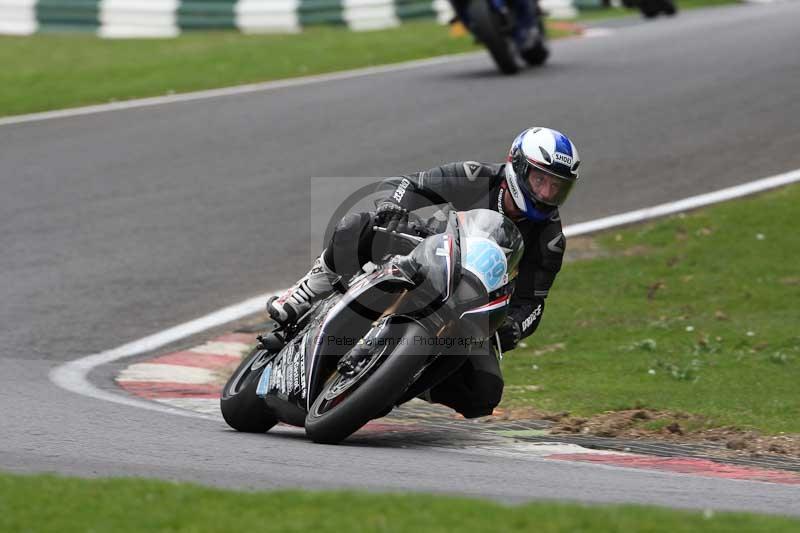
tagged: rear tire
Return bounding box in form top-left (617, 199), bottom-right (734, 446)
top-left (305, 319), bottom-right (433, 444)
top-left (220, 347), bottom-right (279, 433)
top-left (521, 41), bottom-right (549, 67)
top-left (467, 0), bottom-right (524, 75)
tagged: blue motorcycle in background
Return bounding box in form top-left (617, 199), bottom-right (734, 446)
top-left (451, 0), bottom-right (549, 75)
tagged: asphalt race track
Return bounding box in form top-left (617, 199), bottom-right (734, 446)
top-left (2, 2), bottom-right (800, 515)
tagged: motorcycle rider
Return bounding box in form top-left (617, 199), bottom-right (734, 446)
top-left (268, 127), bottom-right (580, 418)
top-left (451, 0), bottom-right (547, 57)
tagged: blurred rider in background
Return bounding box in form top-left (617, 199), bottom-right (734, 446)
top-left (451, 0), bottom-right (548, 58)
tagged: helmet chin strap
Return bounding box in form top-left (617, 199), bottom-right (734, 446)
top-left (523, 196), bottom-right (554, 222)
top-left (504, 165), bottom-right (554, 222)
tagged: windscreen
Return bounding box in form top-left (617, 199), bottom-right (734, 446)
top-left (458, 209), bottom-right (525, 291)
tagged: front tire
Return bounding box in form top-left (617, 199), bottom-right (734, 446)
top-left (220, 347), bottom-right (279, 433)
top-left (467, 0), bottom-right (524, 75)
top-left (304, 318), bottom-right (433, 444)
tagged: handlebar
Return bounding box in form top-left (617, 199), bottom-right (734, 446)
top-left (372, 225), bottom-right (425, 245)
top-left (371, 209), bottom-right (443, 243)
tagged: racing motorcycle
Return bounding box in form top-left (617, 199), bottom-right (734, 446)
top-left (451, 0), bottom-right (549, 75)
top-left (220, 208), bottom-right (524, 444)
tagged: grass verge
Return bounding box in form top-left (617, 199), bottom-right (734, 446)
top-left (2, 20), bottom-right (538, 118)
top-left (501, 184), bottom-right (800, 440)
top-left (2, 0), bottom-right (740, 118)
top-left (1, 21), bottom-right (478, 117)
top-left (1, 472), bottom-right (798, 532)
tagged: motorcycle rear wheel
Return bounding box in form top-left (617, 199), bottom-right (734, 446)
top-left (640, 0), bottom-right (661, 18)
top-left (661, 0), bottom-right (677, 15)
top-left (521, 41), bottom-right (549, 67)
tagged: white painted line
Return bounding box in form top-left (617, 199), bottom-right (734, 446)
top-left (0, 52), bottom-right (482, 128)
top-left (445, 441), bottom-right (624, 463)
top-left (117, 363), bottom-right (219, 384)
top-left (565, 169), bottom-right (800, 237)
top-left (481, 442), bottom-right (623, 457)
top-left (189, 341), bottom-right (251, 356)
top-left (50, 168), bottom-right (800, 418)
top-left (50, 291), bottom-right (281, 419)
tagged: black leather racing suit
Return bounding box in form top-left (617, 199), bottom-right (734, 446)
top-left (322, 161), bottom-right (566, 418)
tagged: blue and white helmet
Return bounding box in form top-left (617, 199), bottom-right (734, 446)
top-left (505, 127), bottom-right (581, 221)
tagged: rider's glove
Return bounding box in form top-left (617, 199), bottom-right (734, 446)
top-left (496, 317), bottom-right (522, 352)
top-left (375, 200), bottom-right (409, 234)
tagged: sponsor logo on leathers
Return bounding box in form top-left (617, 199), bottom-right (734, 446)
top-left (463, 161), bottom-right (482, 180)
top-left (521, 304), bottom-right (543, 332)
top-left (505, 169), bottom-right (525, 209)
top-left (393, 178), bottom-right (411, 203)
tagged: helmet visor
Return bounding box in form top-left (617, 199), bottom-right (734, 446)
top-left (526, 166), bottom-right (575, 207)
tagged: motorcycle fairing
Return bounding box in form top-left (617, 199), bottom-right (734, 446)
top-left (408, 232), bottom-right (459, 306)
top-left (256, 335), bottom-right (307, 404)
top-left (462, 236), bottom-right (508, 292)
top-left (459, 293), bottom-right (511, 318)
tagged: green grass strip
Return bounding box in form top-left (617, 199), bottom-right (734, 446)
top-left (1, 0), bottom-right (740, 118)
top-left (1, 472), bottom-right (798, 532)
top-left (502, 184), bottom-right (800, 435)
top-left (0, 21), bottom-right (475, 118)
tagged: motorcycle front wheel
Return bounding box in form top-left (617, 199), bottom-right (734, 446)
top-left (467, 0), bottom-right (524, 75)
top-left (304, 317), bottom-right (433, 444)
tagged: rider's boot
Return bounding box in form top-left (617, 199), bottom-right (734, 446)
top-left (513, 0), bottom-right (545, 53)
top-left (517, 24), bottom-right (541, 52)
top-left (267, 251), bottom-right (339, 326)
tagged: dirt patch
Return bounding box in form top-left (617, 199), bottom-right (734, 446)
top-left (531, 343), bottom-right (566, 356)
top-left (564, 236), bottom-right (608, 262)
top-left (548, 20), bottom-right (585, 37)
top-left (647, 281), bottom-right (666, 300)
top-left (493, 407), bottom-right (800, 459)
top-left (622, 245), bottom-right (653, 257)
top-left (564, 236), bottom-right (655, 263)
